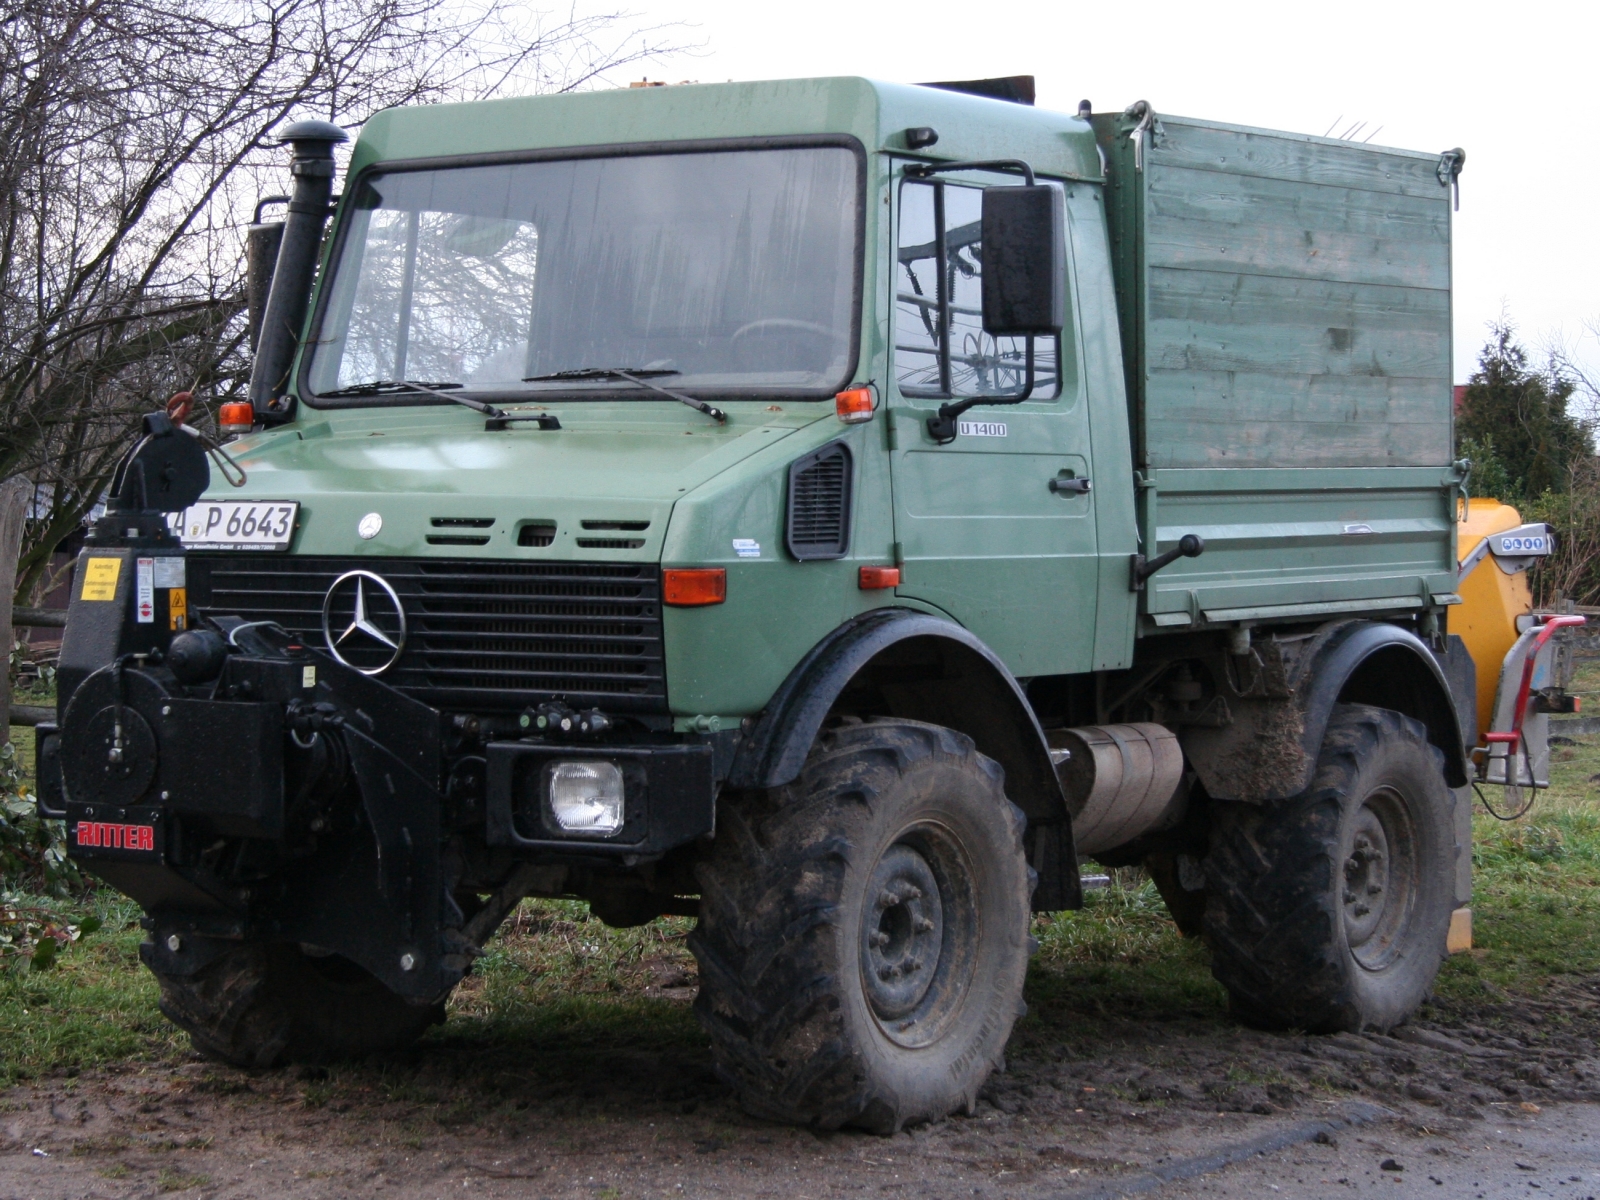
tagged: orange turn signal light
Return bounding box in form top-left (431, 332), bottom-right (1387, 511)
top-left (835, 386), bottom-right (874, 424)
top-left (858, 565), bottom-right (900, 589)
top-left (663, 568), bottom-right (727, 606)
top-left (218, 401), bottom-right (254, 434)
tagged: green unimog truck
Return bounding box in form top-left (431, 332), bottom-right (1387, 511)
top-left (45, 75), bottom-right (1503, 1132)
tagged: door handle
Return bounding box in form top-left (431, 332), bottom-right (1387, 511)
top-left (1049, 475), bottom-right (1091, 495)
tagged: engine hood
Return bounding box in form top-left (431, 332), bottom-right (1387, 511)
top-left (201, 401), bottom-right (826, 560)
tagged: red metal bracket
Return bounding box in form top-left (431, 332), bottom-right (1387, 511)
top-left (1485, 614), bottom-right (1587, 753)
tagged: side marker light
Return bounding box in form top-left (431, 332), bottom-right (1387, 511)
top-left (859, 565), bottom-right (900, 589)
top-left (663, 568), bottom-right (726, 606)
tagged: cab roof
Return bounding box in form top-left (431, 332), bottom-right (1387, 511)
top-left (350, 76), bottom-right (1102, 182)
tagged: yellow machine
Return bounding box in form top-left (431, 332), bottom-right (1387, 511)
top-left (1454, 497), bottom-right (1582, 789)
top-left (1456, 499), bottom-right (1542, 740)
top-left (1445, 500), bottom-right (1586, 952)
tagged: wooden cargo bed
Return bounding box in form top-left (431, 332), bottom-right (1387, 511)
top-left (1093, 109), bottom-right (1463, 631)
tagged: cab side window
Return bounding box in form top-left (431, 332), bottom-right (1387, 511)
top-left (895, 177), bottom-right (1062, 400)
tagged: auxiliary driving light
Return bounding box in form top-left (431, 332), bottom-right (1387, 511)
top-left (546, 761), bottom-right (625, 835)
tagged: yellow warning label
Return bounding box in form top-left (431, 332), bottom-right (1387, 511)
top-left (168, 587), bottom-right (188, 631)
top-left (80, 557), bottom-right (122, 601)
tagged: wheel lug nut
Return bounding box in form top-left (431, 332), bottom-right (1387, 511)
top-left (871, 931), bottom-right (889, 947)
top-left (878, 966), bottom-right (893, 980)
top-left (879, 891), bottom-right (900, 907)
top-left (915, 917), bottom-right (933, 932)
top-left (903, 887), bottom-right (921, 901)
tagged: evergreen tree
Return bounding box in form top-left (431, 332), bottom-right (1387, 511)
top-left (1456, 324), bottom-right (1589, 500)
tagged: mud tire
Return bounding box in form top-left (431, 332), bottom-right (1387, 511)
top-left (689, 718), bottom-right (1034, 1132)
top-left (1204, 704), bottom-right (1456, 1033)
top-left (152, 943), bottom-right (444, 1068)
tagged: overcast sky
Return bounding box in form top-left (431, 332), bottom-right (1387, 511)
top-left (620, 0), bottom-right (1597, 387)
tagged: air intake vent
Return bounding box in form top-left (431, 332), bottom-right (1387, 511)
top-left (517, 521), bottom-right (556, 547)
top-left (431, 517), bottom-right (494, 528)
top-left (575, 537), bottom-right (645, 550)
top-left (786, 441), bottom-right (852, 561)
top-left (427, 534), bottom-right (491, 546)
top-left (581, 520), bottom-right (650, 531)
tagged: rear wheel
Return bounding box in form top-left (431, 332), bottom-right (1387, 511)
top-left (689, 718), bottom-right (1033, 1132)
top-left (1204, 704), bottom-right (1455, 1032)
top-left (151, 942), bottom-right (444, 1068)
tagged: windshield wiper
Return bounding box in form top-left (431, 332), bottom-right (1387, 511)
top-left (524, 367), bottom-right (725, 423)
top-left (317, 378), bottom-right (506, 419)
top-left (319, 379), bottom-right (462, 398)
top-left (524, 367), bottom-right (682, 383)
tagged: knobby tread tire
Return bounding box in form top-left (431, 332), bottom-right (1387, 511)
top-left (689, 718), bottom-right (1033, 1132)
top-left (152, 943), bottom-right (444, 1068)
top-left (1203, 704), bottom-right (1456, 1034)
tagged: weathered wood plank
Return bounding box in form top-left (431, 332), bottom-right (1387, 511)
top-left (1145, 213), bottom-right (1450, 289)
top-left (1147, 167), bottom-right (1450, 245)
top-left (1145, 268), bottom-right (1450, 379)
top-left (1144, 370), bottom-right (1451, 468)
top-left (1152, 119), bottom-right (1450, 201)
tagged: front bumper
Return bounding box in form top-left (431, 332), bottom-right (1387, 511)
top-left (48, 642), bottom-right (718, 1001)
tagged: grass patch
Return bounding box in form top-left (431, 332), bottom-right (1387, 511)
top-left (1023, 871), bottom-right (1224, 1043)
top-left (445, 899), bottom-right (704, 1055)
top-left (155, 1167), bottom-right (210, 1191)
top-left (7, 726), bottom-right (35, 792)
top-left (0, 893), bottom-right (182, 1084)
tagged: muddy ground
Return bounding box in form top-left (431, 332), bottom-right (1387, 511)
top-left (5, 959), bottom-right (1600, 1199)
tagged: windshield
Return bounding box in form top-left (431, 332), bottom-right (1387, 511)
top-left (304, 145), bottom-right (861, 401)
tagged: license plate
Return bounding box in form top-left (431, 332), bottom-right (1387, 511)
top-left (176, 500), bottom-right (298, 550)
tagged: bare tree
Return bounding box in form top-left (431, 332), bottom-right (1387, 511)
top-left (0, 0), bottom-right (687, 604)
top-left (1546, 318), bottom-right (1600, 440)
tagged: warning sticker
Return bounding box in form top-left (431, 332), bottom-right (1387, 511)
top-left (168, 587), bottom-right (188, 632)
top-left (135, 557), bottom-right (155, 624)
top-left (80, 557), bottom-right (121, 601)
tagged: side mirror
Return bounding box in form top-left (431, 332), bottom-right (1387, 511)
top-left (246, 195), bottom-right (289, 353)
top-left (980, 185), bottom-right (1064, 336)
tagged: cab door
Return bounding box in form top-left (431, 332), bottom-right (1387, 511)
top-left (888, 168), bottom-right (1098, 677)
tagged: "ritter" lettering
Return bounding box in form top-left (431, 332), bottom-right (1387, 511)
top-left (73, 821), bottom-right (155, 851)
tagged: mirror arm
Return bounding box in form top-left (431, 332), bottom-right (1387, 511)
top-left (904, 158), bottom-right (1036, 187)
top-left (925, 339), bottom-right (1035, 444)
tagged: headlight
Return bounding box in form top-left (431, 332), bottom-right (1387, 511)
top-left (546, 761), bottom-right (625, 835)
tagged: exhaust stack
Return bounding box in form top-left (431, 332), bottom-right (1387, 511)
top-left (247, 120), bottom-right (347, 424)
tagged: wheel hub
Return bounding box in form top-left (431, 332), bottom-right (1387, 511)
top-left (1342, 786), bottom-right (1416, 970)
top-left (862, 843), bottom-right (944, 1021)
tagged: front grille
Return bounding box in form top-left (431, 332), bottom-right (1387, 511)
top-left (187, 556), bottom-right (665, 713)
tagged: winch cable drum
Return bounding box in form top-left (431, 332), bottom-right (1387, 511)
top-left (1047, 723), bottom-right (1186, 855)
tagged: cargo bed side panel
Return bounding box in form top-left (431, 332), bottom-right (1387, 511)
top-left (1093, 112), bottom-right (1458, 626)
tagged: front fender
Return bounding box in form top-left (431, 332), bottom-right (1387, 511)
top-left (728, 607), bottom-right (1079, 908)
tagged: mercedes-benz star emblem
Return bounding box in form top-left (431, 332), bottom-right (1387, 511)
top-left (321, 570), bottom-right (407, 676)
